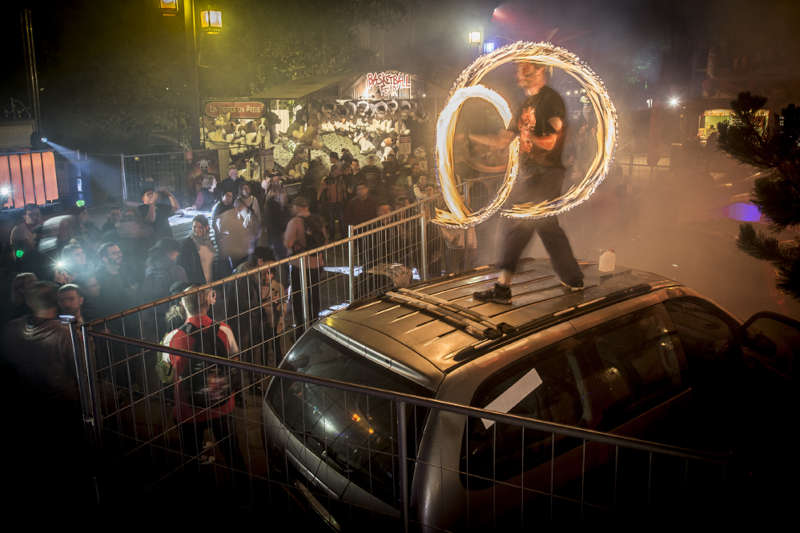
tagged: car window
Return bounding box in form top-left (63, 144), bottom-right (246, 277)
top-left (577, 305), bottom-right (686, 431)
top-left (663, 297), bottom-right (740, 384)
top-left (664, 297), bottom-right (739, 362)
top-left (266, 329), bottom-right (431, 507)
top-left (461, 338), bottom-right (584, 488)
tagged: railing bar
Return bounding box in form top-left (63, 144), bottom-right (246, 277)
top-left (85, 328), bottom-right (730, 463)
top-left (580, 438), bottom-right (586, 519)
top-left (549, 432), bottom-right (555, 520)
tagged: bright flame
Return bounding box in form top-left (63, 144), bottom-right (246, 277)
top-left (434, 85), bottom-right (519, 228)
top-left (433, 41), bottom-right (618, 226)
top-left (351, 413), bottom-right (361, 422)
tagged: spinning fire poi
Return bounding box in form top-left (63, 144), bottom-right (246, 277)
top-left (431, 41), bottom-right (617, 303)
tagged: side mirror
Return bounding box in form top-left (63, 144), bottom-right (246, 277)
top-left (741, 312), bottom-right (800, 379)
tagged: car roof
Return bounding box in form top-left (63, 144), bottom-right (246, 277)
top-left (329, 258), bottom-right (679, 378)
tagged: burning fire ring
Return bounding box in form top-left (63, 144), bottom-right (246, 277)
top-left (433, 41), bottom-right (617, 228)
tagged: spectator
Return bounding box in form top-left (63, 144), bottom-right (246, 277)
top-left (5, 272), bottom-right (37, 323)
top-left (237, 181), bottom-right (261, 223)
top-left (162, 286), bottom-right (243, 468)
top-left (393, 194), bottom-right (411, 211)
top-left (53, 241), bottom-right (90, 285)
top-left (284, 196), bottom-right (326, 330)
top-left (442, 226), bottom-right (478, 274)
top-left (351, 159), bottom-right (366, 188)
top-left (115, 206), bottom-right (152, 281)
top-left (3, 281), bottom-right (78, 405)
top-left (361, 154), bottom-right (382, 190)
top-left (318, 162), bottom-right (347, 239)
top-left (54, 206), bottom-right (98, 253)
top-left (344, 183), bottom-right (378, 228)
top-left (193, 170), bottom-right (217, 210)
top-left (142, 238), bottom-right (188, 304)
top-left (413, 174), bottom-right (431, 202)
top-left (101, 206), bottom-right (122, 234)
top-left (95, 242), bottom-right (137, 317)
top-left (57, 283), bottom-right (85, 325)
top-left (177, 215), bottom-right (216, 285)
top-left (215, 197), bottom-right (260, 270)
top-left (9, 204), bottom-right (42, 251)
top-left (138, 188), bottom-right (179, 241)
top-left (210, 190), bottom-right (235, 233)
top-left (164, 281), bottom-right (192, 331)
top-left (376, 201), bottom-right (392, 218)
top-left (232, 246), bottom-right (286, 367)
top-left (81, 273), bottom-right (102, 322)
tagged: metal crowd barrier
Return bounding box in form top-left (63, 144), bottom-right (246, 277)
top-left (66, 323), bottom-right (733, 530)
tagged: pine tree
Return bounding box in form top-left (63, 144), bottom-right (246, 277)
top-left (717, 92), bottom-right (800, 300)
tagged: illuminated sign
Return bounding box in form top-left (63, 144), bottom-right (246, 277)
top-left (366, 71), bottom-right (412, 99)
top-left (204, 101), bottom-right (266, 119)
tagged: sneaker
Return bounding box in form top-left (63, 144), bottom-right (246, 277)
top-left (474, 283), bottom-right (512, 304)
top-left (560, 280), bottom-right (584, 292)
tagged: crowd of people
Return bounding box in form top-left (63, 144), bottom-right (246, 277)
top-left (0, 143), bottom-right (439, 387)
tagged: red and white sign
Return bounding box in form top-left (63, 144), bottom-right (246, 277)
top-left (367, 71), bottom-right (412, 99)
top-left (204, 101), bottom-right (266, 119)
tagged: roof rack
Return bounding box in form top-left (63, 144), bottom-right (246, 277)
top-left (382, 288), bottom-right (514, 340)
top-left (451, 283), bottom-right (655, 363)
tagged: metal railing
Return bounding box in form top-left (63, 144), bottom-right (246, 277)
top-left (67, 322), bottom-right (734, 529)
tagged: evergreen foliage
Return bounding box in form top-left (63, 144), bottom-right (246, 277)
top-left (718, 92), bottom-right (800, 300)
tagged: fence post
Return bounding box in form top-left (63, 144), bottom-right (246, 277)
top-left (348, 225), bottom-right (355, 303)
top-left (63, 316), bottom-right (102, 504)
top-left (396, 401), bottom-right (410, 533)
top-left (119, 153), bottom-right (128, 202)
top-left (299, 255), bottom-right (310, 330)
top-left (419, 210), bottom-right (428, 281)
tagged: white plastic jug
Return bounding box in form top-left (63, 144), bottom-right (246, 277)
top-left (599, 249), bottom-right (616, 272)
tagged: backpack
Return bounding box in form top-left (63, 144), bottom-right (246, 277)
top-left (302, 214), bottom-right (326, 251)
top-left (177, 321), bottom-right (232, 408)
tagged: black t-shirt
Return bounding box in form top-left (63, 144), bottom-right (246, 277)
top-left (508, 85), bottom-right (566, 169)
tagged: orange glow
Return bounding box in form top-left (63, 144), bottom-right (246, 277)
top-left (368, 428), bottom-right (374, 435)
top-left (0, 156), bottom-right (11, 208)
top-left (159, 0), bottom-right (179, 16)
top-left (42, 152), bottom-right (58, 201)
top-left (0, 152), bottom-right (59, 207)
top-left (351, 413), bottom-right (361, 423)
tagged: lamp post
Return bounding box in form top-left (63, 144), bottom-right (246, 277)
top-left (468, 30), bottom-right (482, 58)
top-left (160, 1), bottom-right (223, 149)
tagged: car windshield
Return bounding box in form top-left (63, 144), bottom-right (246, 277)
top-left (266, 329), bottom-right (432, 507)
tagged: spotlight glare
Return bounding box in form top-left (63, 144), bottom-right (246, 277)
top-left (40, 137), bottom-right (48, 143)
top-left (668, 96), bottom-right (680, 108)
top-left (0, 186), bottom-right (9, 196)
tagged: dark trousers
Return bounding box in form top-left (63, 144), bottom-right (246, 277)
top-left (498, 166), bottom-right (583, 286)
top-left (290, 264), bottom-right (321, 330)
top-left (180, 413), bottom-right (244, 470)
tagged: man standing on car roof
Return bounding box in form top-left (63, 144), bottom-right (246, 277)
top-left (470, 62), bottom-right (584, 304)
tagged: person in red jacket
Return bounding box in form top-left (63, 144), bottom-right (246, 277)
top-left (162, 286), bottom-right (243, 467)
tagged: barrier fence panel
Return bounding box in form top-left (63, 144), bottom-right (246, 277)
top-left (120, 151), bottom-right (191, 204)
top-left (71, 325), bottom-right (735, 529)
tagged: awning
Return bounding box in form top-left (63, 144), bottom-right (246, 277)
top-left (251, 71), bottom-right (359, 100)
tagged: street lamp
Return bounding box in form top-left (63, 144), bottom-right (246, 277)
top-left (200, 7), bottom-right (222, 35)
top-left (159, 0), bottom-right (179, 16)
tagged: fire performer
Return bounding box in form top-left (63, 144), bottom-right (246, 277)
top-left (471, 62), bottom-right (583, 304)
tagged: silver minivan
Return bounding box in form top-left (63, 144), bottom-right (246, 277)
top-left (263, 259), bottom-right (796, 529)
